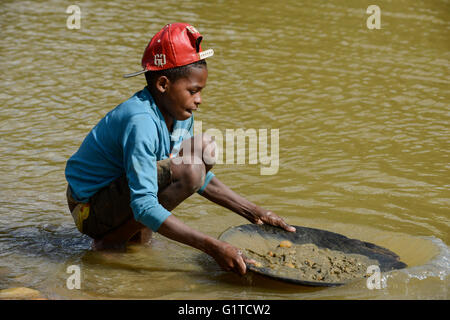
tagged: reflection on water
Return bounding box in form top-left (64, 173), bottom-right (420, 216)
top-left (0, 0), bottom-right (448, 299)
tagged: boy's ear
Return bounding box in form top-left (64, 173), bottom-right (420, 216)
top-left (155, 76), bottom-right (170, 93)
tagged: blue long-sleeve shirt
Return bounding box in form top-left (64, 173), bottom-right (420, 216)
top-left (65, 87), bottom-right (215, 231)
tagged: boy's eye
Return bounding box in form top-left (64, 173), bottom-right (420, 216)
top-left (189, 90), bottom-right (197, 95)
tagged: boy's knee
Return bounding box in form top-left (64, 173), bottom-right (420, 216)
top-left (179, 133), bottom-right (216, 168)
top-left (179, 161), bottom-right (206, 193)
top-left (200, 133), bottom-right (217, 167)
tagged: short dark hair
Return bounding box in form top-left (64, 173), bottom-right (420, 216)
top-left (145, 59), bottom-right (207, 86)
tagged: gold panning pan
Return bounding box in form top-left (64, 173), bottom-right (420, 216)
top-left (219, 224), bottom-right (407, 287)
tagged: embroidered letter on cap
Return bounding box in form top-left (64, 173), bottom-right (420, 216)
top-left (154, 54), bottom-right (166, 67)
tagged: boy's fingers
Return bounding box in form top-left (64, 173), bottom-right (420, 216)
top-left (266, 213), bottom-right (296, 233)
top-left (236, 251), bottom-right (247, 275)
top-left (281, 221), bottom-right (296, 232)
top-left (243, 256), bottom-right (257, 266)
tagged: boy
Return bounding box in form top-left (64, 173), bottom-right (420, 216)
top-left (65, 23), bottom-right (295, 276)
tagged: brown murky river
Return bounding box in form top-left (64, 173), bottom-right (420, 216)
top-left (0, 0), bottom-right (448, 299)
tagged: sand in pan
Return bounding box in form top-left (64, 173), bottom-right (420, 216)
top-left (243, 241), bottom-right (378, 283)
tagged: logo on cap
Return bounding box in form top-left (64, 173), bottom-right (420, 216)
top-left (186, 25), bottom-right (199, 34)
top-left (154, 54), bottom-right (166, 67)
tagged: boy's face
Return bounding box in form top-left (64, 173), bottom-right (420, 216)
top-left (162, 66), bottom-right (208, 121)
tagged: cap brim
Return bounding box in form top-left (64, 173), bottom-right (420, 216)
top-left (123, 69), bottom-right (147, 78)
top-left (198, 48), bottom-right (214, 60)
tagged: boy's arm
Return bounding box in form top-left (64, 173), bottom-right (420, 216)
top-left (199, 176), bottom-right (296, 232)
top-left (157, 214), bottom-right (255, 275)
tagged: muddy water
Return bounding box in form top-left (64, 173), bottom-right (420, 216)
top-left (0, 0), bottom-right (448, 299)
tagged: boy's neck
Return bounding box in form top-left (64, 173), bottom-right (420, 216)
top-left (160, 108), bottom-right (174, 133)
top-left (147, 86), bottom-right (174, 132)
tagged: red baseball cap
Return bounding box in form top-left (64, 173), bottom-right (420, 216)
top-left (124, 23), bottom-right (214, 78)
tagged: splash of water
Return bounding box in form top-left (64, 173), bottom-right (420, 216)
top-left (380, 236), bottom-right (449, 293)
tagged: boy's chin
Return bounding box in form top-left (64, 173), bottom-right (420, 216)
top-left (176, 112), bottom-right (193, 121)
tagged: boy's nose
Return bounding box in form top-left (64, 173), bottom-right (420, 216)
top-left (194, 93), bottom-right (202, 105)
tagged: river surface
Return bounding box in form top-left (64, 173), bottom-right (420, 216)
top-left (0, 0), bottom-right (449, 299)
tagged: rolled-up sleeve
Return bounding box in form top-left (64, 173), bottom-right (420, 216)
top-left (197, 171), bottom-right (215, 194)
top-left (122, 114), bottom-right (171, 231)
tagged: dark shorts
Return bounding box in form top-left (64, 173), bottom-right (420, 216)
top-left (66, 158), bottom-right (172, 239)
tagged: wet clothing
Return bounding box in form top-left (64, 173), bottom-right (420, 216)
top-left (66, 158), bottom-right (172, 239)
top-left (65, 87), bottom-right (214, 233)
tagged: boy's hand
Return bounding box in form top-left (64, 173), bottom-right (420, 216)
top-left (250, 207), bottom-right (296, 233)
top-left (208, 240), bottom-right (256, 276)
